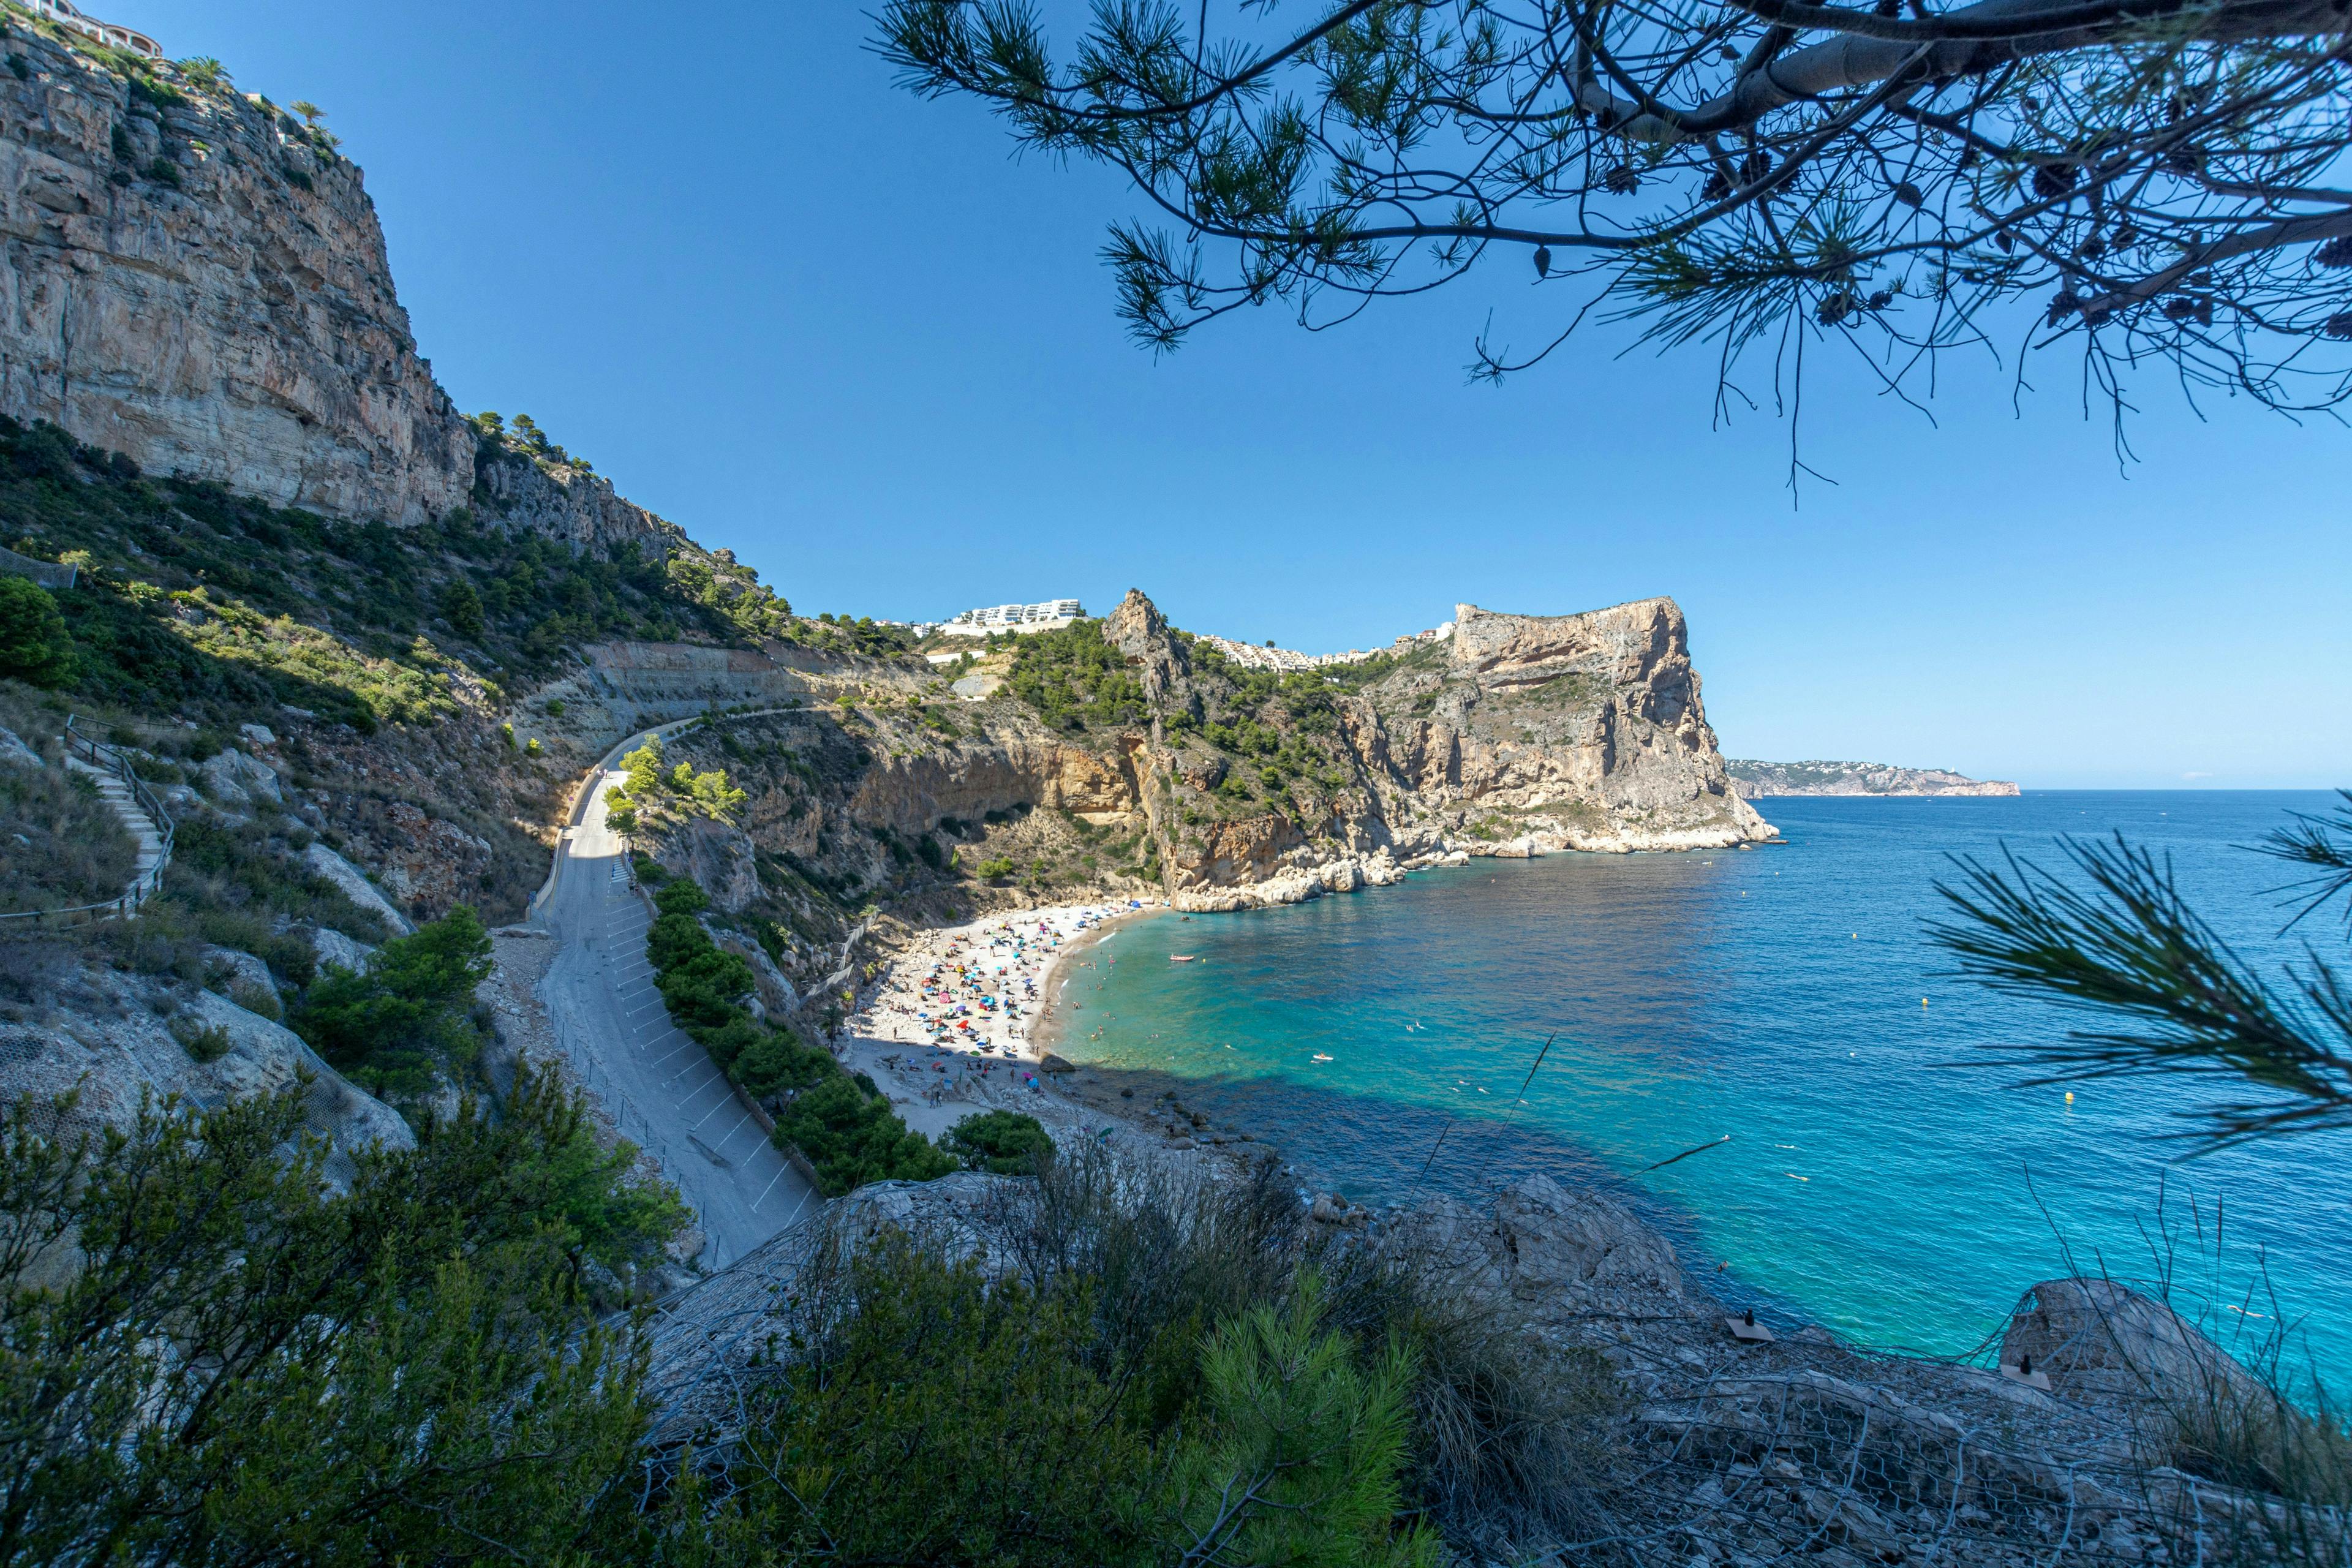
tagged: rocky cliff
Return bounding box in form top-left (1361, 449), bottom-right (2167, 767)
top-left (617, 590), bottom-right (1774, 935)
top-left (1728, 758), bottom-right (2021, 797)
top-left (0, 24), bottom-right (467, 521)
top-left (0, 24), bottom-right (673, 552)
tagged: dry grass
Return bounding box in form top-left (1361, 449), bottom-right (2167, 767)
top-left (0, 741), bottom-right (135, 914)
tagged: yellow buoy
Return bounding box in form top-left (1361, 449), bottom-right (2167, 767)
top-left (1921, 998), bottom-right (1929, 1007)
top-left (2065, 1091), bottom-right (2075, 1103)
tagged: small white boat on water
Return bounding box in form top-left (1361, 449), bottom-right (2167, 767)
top-left (1169, 954), bottom-right (1196, 962)
top-left (1311, 1052), bottom-right (1333, 1063)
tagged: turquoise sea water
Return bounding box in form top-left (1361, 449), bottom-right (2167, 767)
top-left (1060, 793), bottom-right (2350, 1382)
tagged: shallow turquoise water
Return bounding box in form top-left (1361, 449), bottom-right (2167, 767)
top-left (1060, 793), bottom-right (2350, 1382)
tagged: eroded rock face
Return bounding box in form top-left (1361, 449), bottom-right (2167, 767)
top-left (304, 842), bottom-right (413, 935)
top-left (0, 37), bottom-right (681, 557)
top-left (471, 447), bottom-right (679, 556)
top-left (0, 36), bottom-right (470, 522)
top-left (675, 818), bottom-right (763, 914)
top-left (1412, 599), bottom-right (1770, 850)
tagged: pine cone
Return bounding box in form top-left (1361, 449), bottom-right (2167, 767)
top-left (2316, 236), bottom-right (2352, 269)
top-left (1605, 164), bottom-right (1640, 195)
top-left (1893, 181), bottom-right (1923, 208)
top-left (2326, 312), bottom-right (2352, 339)
top-left (2031, 164), bottom-right (2077, 200)
top-left (1533, 246), bottom-right (1552, 278)
top-left (2046, 288), bottom-right (2082, 325)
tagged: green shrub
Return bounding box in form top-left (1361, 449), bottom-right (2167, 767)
top-left (944, 1109), bottom-right (1054, 1174)
top-left (1005, 619), bottom-right (1145, 731)
top-left (1160, 1281), bottom-right (1439, 1567)
top-left (774, 1073), bottom-right (956, 1196)
top-left (178, 1021), bottom-right (233, 1063)
top-left (0, 576), bottom-right (74, 688)
top-left (289, 905), bottom-right (492, 1096)
top-left (732, 1234), bottom-right (1155, 1565)
top-left (0, 1078), bottom-right (679, 1562)
top-left (440, 579), bottom-right (484, 638)
top-left (974, 856), bottom-right (1016, 880)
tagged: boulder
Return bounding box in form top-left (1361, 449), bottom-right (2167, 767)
top-left (303, 843), bottom-right (415, 935)
top-left (1393, 1174), bottom-right (1687, 1311)
top-left (1317, 858), bottom-right (1363, 893)
top-left (2000, 1278), bottom-right (2267, 1408)
top-left (0, 726), bottom-right (42, 769)
top-left (307, 924), bottom-right (379, 975)
top-left (199, 748), bottom-right (283, 809)
top-left (202, 946), bottom-right (281, 1011)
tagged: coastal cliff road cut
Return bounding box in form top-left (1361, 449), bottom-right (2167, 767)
top-left (536, 730), bottom-right (816, 1271)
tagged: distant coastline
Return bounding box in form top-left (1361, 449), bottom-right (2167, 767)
top-left (1727, 758), bottom-right (2019, 798)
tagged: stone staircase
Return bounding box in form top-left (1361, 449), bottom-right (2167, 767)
top-left (62, 751), bottom-right (167, 891)
top-left (0, 717), bottom-right (174, 927)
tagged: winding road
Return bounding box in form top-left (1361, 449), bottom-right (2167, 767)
top-left (534, 722), bottom-right (816, 1270)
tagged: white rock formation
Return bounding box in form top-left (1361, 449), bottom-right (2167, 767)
top-left (304, 842), bottom-right (413, 934)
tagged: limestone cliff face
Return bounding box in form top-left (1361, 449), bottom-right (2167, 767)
top-left (1393, 598), bottom-right (1772, 849)
top-left (0, 30), bottom-right (676, 554)
top-left (0, 31), bottom-right (470, 521)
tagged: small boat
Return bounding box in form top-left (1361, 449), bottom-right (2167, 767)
top-left (1169, 954), bottom-right (1196, 963)
top-left (1311, 1052), bottom-right (1333, 1063)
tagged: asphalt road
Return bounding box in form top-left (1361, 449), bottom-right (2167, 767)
top-left (538, 753), bottom-right (816, 1270)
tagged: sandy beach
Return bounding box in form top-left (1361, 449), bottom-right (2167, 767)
top-left (836, 899), bottom-right (1169, 1145)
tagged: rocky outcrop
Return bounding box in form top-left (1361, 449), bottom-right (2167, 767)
top-left (609, 590), bottom-right (1771, 918)
top-left (470, 445), bottom-right (679, 557)
top-left (1729, 758), bottom-right (2021, 797)
top-left (2000, 1277), bottom-right (2266, 1408)
top-left (0, 31), bottom-right (470, 522)
top-left (0, 965), bottom-right (412, 1185)
top-left (1144, 594), bottom-right (1773, 906)
top-left (304, 842), bottom-right (414, 935)
top-left (675, 817), bottom-right (763, 914)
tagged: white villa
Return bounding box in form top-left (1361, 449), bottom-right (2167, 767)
top-left (23, 1), bottom-right (160, 58)
top-left (937, 599), bottom-right (1085, 638)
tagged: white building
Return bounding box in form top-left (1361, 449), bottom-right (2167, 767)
top-left (937, 599), bottom-right (1085, 638)
top-left (23, 1), bottom-right (160, 58)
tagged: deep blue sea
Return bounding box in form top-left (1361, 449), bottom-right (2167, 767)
top-left (1060, 793), bottom-right (2350, 1385)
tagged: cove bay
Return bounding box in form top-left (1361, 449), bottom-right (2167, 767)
top-left (1061, 791), bottom-right (2351, 1379)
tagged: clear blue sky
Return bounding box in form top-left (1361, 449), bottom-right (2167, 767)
top-left (131, 1), bottom-right (2351, 787)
